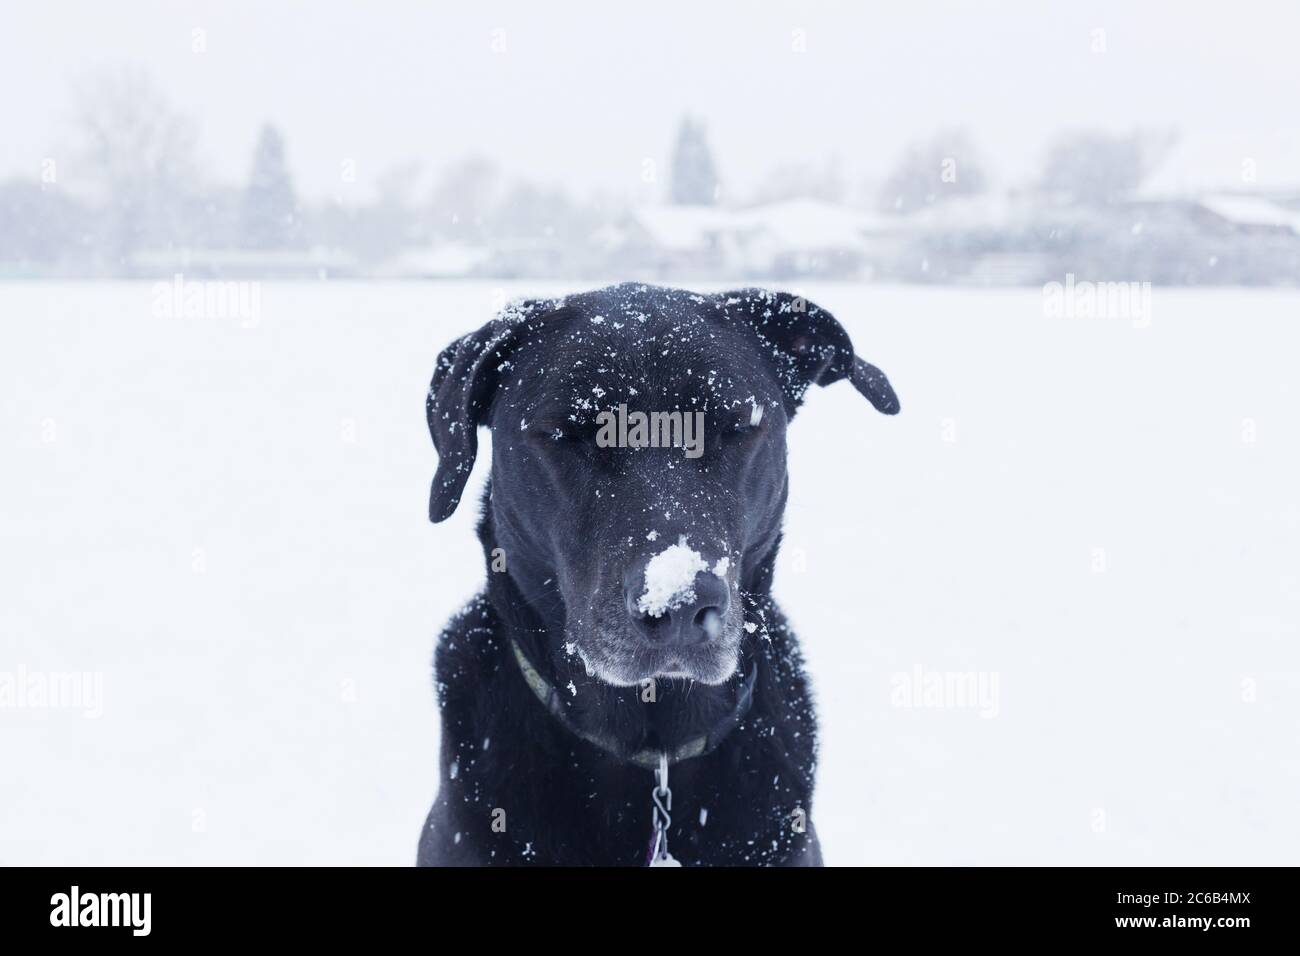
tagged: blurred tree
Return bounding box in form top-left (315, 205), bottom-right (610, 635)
top-left (427, 157), bottom-right (502, 241)
top-left (669, 117), bottom-right (721, 205)
top-left (241, 124), bottom-right (301, 248)
top-left (1038, 129), bottom-right (1176, 205)
top-left (73, 67), bottom-right (198, 264)
top-left (0, 180), bottom-right (94, 269)
top-left (489, 182), bottom-right (587, 240)
top-left (877, 129), bottom-right (987, 214)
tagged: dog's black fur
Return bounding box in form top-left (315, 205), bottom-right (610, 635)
top-left (416, 284), bottom-right (898, 866)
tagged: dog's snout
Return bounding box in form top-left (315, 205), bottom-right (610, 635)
top-left (624, 567), bottom-right (730, 647)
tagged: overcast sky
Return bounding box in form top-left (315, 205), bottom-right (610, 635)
top-left (3, 0), bottom-right (1297, 203)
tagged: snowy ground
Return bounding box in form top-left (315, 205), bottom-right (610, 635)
top-left (1, 280), bottom-right (1297, 865)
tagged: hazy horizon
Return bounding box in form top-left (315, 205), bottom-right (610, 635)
top-left (4, 0), bottom-right (1299, 205)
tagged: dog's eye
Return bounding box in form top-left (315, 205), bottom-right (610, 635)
top-left (523, 421), bottom-right (580, 443)
top-left (726, 402), bottom-right (766, 437)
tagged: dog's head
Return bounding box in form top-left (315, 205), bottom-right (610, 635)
top-left (427, 284), bottom-right (898, 688)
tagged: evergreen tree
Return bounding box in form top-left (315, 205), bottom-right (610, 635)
top-left (669, 117), bottom-right (720, 205)
top-left (242, 124), bottom-right (299, 248)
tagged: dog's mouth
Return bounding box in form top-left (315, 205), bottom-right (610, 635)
top-left (567, 628), bottom-right (744, 687)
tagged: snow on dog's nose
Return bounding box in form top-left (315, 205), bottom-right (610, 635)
top-left (623, 538), bottom-right (731, 647)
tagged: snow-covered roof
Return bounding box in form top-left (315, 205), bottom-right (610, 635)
top-left (1137, 129), bottom-right (1300, 199)
top-left (629, 199), bottom-right (886, 252)
top-left (1198, 194), bottom-right (1300, 233)
top-left (734, 199), bottom-right (888, 248)
top-left (631, 205), bottom-right (742, 251)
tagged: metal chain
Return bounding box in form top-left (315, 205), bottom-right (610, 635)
top-left (648, 751), bottom-right (681, 866)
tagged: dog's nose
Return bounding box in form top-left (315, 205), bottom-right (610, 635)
top-left (624, 568), bottom-right (731, 647)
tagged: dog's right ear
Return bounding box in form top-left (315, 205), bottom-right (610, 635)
top-left (426, 321), bottom-right (516, 523)
top-left (426, 298), bottom-right (566, 521)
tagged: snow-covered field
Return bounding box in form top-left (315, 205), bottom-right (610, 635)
top-left (1, 280), bottom-right (1297, 865)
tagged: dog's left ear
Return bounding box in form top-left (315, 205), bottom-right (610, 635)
top-left (717, 289), bottom-right (900, 416)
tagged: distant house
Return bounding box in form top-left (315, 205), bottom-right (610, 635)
top-left (610, 199), bottom-right (889, 278)
top-left (1195, 195), bottom-right (1300, 236)
top-left (608, 205), bottom-right (740, 277)
top-left (737, 199), bottom-right (893, 278)
top-left (885, 194), bottom-right (1054, 285)
top-left (365, 190), bottom-right (1300, 286)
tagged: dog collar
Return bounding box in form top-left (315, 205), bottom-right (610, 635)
top-left (508, 637), bottom-right (757, 769)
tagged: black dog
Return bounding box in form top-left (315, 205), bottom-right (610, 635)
top-left (416, 284), bottom-right (898, 866)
